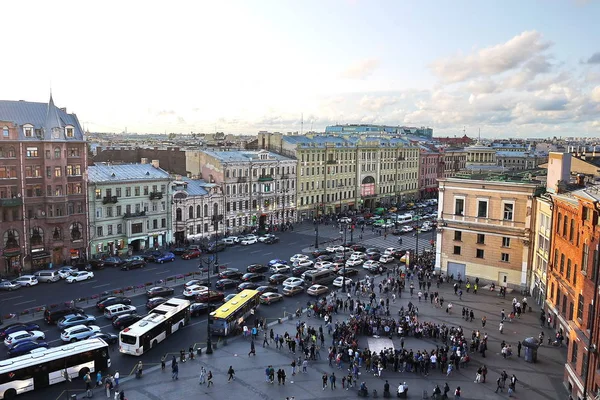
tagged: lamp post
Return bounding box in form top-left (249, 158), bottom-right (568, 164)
top-left (340, 222), bottom-right (348, 293)
top-left (314, 205), bottom-right (320, 249)
top-left (200, 254), bottom-right (215, 354)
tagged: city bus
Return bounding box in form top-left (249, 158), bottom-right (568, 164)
top-left (119, 298), bottom-right (190, 356)
top-left (0, 338), bottom-right (110, 399)
top-left (209, 289), bottom-right (260, 336)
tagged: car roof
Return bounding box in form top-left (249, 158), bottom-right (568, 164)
top-left (63, 324), bottom-right (90, 331)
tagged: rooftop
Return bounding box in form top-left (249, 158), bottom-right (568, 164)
top-left (201, 149), bottom-right (295, 162)
top-left (88, 163), bottom-right (170, 183)
top-left (448, 168), bottom-right (547, 184)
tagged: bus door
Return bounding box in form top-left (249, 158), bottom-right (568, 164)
top-left (33, 364), bottom-right (50, 390)
top-left (166, 321), bottom-right (172, 335)
top-left (143, 334), bottom-right (151, 351)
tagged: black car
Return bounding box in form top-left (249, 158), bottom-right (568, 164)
top-left (241, 273), bottom-right (264, 282)
top-left (237, 282), bottom-right (260, 292)
top-left (172, 247), bottom-right (188, 255)
top-left (315, 254), bottom-right (334, 262)
top-left (103, 257), bottom-right (125, 268)
top-left (44, 306), bottom-right (86, 325)
top-left (292, 266), bottom-right (311, 277)
top-left (190, 302), bottom-right (223, 317)
top-left (338, 267), bottom-right (359, 277)
top-left (96, 296), bottom-right (132, 310)
top-left (350, 244), bottom-right (366, 252)
top-left (112, 314), bottom-right (143, 330)
top-left (146, 286), bottom-right (175, 298)
top-left (218, 269), bottom-right (243, 280)
top-left (141, 250), bottom-right (162, 263)
top-left (365, 264), bottom-right (388, 274)
top-left (246, 264), bottom-right (269, 273)
top-left (263, 236), bottom-right (279, 244)
top-left (121, 260), bottom-right (146, 270)
top-left (268, 274), bottom-right (288, 285)
top-left (0, 323), bottom-right (41, 340)
top-left (215, 279), bottom-right (237, 290)
top-left (146, 297), bottom-right (168, 309)
top-left (89, 332), bottom-right (118, 345)
top-left (256, 285), bottom-right (278, 294)
top-left (82, 260), bottom-right (105, 271)
top-left (366, 251), bottom-right (382, 260)
top-left (7, 340), bottom-right (49, 358)
top-left (311, 248), bottom-right (331, 258)
top-left (391, 249), bottom-right (408, 259)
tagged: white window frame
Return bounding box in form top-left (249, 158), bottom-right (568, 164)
top-left (501, 253), bottom-right (510, 262)
top-left (476, 198), bottom-right (489, 219)
top-left (453, 196), bottom-right (465, 216)
top-left (502, 201), bottom-right (515, 221)
top-left (502, 237), bottom-right (511, 247)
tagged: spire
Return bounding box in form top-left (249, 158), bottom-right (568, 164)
top-left (45, 93), bottom-right (63, 138)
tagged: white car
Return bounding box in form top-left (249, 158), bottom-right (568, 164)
top-left (333, 276), bottom-right (353, 288)
top-left (60, 325), bottom-right (101, 342)
top-left (314, 261), bottom-right (333, 269)
top-left (58, 267), bottom-right (79, 279)
top-left (258, 235), bottom-right (276, 243)
top-left (306, 284), bottom-right (329, 296)
top-left (381, 222), bottom-right (394, 228)
top-left (66, 271), bottom-right (94, 283)
top-left (295, 259), bottom-right (314, 268)
top-left (379, 255), bottom-right (395, 264)
top-left (363, 260), bottom-right (380, 269)
top-left (222, 237), bottom-right (237, 245)
top-left (326, 245), bottom-right (345, 253)
top-left (13, 275), bottom-right (38, 287)
top-left (243, 234), bottom-right (258, 241)
top-left (290, 254), bottom-right (309, 263)
top-left (346, 259), bottom-right (363, 267)
top-left (269, 263), bottom-right (290, 274)
top-left (183, 285), bottom-right (209, 297)
top-left (351, 252), bottom-right (366, 259)
top-left (339, 217), bottom-right (352, 223)
top-left (283, 277), bottom-right (304, 287)
top-left (4, 330), bottom-right (46, 347)
top-left (241, 237), bottom-right (258, 245)
top-left (420, 225), bottom-right (433, 232)
top-left (383, 248), bottom-right (397, 256)
top-left (401, 225), bottom-right (414, 233)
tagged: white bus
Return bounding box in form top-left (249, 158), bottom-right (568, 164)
top-left (119, 297), bottom-right (190, 356)
top-left (0, 338), bottom-right (110, 399)
top-left (395, 214), bottom-right (413, 224)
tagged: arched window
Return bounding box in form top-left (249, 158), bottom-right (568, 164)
top-left (204, 204), bottom-right (208, 217)
top-left (53, 227), bottom-right (62, 240)
top-left (8, 147), bottom-right (16, 158)
top-left (2, 126), bottom-right (8, 137)
top-left (556, 213), bottom-right (561, 233)
top-left (188, 206), bottom-right (194, 219)
top-left (54, 147), bottom-right (61, 159)
top-left (69, 222), bottom-right (82, 241)
top-left (4, 229), bottom-right (19, 248)
top-left (176, 208), bottom-right (182, 222)
top-left (29, 227), bottom-right (44, 246)
top-left (196, 205), bottom-right (201, 218)
top-left (213, 203), bottom-right (219, 216)
top-left (569, 219), bottom-right (575, 241)
top-left (232, 185), bottom-right (236, 195)
top-left (226, 186), bottom-right (230, 195)
top-left (563, 215), bottom-right (568, 237)
top-left (0, 147), bottom-right (4, 158)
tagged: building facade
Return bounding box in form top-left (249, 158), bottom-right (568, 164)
top-left (196, 149), bottom-right (297, 234)
top-left (87, 161), bottom-right (172, 258)
top-left (530, 194), bottom-right (552, 306)
top-left (419, 147), bottom-right (441, 199)
top-left (439, 149), bottom-right (468, 178)
top-left (0, 97), bottom-right (88, 273)
top-left (435, 176), bottom-right (539, 289)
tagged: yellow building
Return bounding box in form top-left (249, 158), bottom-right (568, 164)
top-left (435, 176), bottom-right (540, 289)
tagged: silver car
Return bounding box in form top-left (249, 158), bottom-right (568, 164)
top-left (0, 279), bottom-right (20, 291)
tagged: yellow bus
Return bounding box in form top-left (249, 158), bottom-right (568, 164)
top-left (209, 289), bottom-right (260, 336)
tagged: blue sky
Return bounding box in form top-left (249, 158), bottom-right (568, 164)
top-left (2, 0), bottom-right (599, 137)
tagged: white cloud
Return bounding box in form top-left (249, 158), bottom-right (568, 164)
top-left (358, 95), bottom-right (398, 111)
top-left (592, 86), bottom-right (600, 102)
top-left (341, 58), bottom-right (381, 80)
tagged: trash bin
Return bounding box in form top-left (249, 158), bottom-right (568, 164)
top-left (522, 337), bottom-right (540, 363)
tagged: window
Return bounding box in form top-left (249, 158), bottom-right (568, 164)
top-left (54, 167), bottom-right (62, 177)
top-left (54, 147), bottom-right (61, 159)
top-left (95, 208), bottom-right (102, 218)
top-left (563, 215), bottom-right (568, 237)
top-left (106, 207), bottom-right (113, 217)
top-left (161, 218), bottom-right (166, 228)
top-left (107, 225), bottom-right (113, 235)
top-left (578, 294), bottom-right (584, 320)
top-left (117, 224), bottom-right (123, 234)
top-left (116, 206), bottom-right (122, 216)
top-left (477, 234), bottom-right (485, 244)
top-left (116, 188), bottom-right (121, 197)
top-left (97, 226), bottom-right (103, 237)
top-left (131, 223), bottom-right (143, 234)
top-left (571, 341), bottom-right (578, 364)
top-left (569, 219), bottom-right (575, 242)
top-left (453, 231), bottom-right (462, 241)
top-left (502, 237), bottom-right (511, 247)
top-left (582, 244), bottom-right (589, 275)
top-left (143, 186), bottom-right (149, 195)
top-left (454, 198), bottom-right (464, 216)
top-left (477, 200), bottom-right (488, 218)
top-left (2, 126), bottom-right (8, 137)
top-left (153, 219), bottom-right (158, 229)
top-left (476, 249), bottom-right (484, 258)
top-left (503, 203), bottom-right (514, 221)
top-left (501, 253), bottom-right (510, 262)
top-left (95, 189), bottom-right (101, 199)
top-left (556, 212), bottom-right (562, 233)
top-left (560, 254), bottom-right (565, 274)
top-left (453, 246), bottom-right (461, 255)
top-left (566, 259), bottom-right (572, 280)
top-left (24, 127), bottom-right (32, 137)
top-left (125, 187), bottom-right (131, 197)
top-left (69, 147), bottom-right (80, 157)
top-left (66, 127), bottom-right (74, 137)
top-left (26, 147), bottom-right (38, 157)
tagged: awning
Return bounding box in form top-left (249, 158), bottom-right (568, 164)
top-left (127, 236), bottom-right (147, 244)
top-left (32, 251), bottom-right (51, 260)
top-left (2, 248), bottom-right (21, 257)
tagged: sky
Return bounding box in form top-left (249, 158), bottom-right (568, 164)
top-left (2, 0), bottom-right (600, 138)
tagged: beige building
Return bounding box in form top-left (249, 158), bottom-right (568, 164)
top-left (440, 149), bottom-right (468, 178)
top-left (435, 176), bottom-right (540, 289)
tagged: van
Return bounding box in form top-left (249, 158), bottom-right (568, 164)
top-left (302, 269), bottom-right (336, 286)
top-left (44, 305), bottom-right (85, 325)
top-left (34, 270), bottom-right (60, 283)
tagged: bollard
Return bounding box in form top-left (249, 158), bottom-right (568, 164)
top-left (278, 318), bottom-right (282, 324)
top-left (197, 348), bottom-right (202, 356)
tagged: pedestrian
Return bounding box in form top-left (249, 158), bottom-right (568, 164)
top-left (96, 371), bottom-right (102, 387)
top-left (228, 366), bottom-right (235, 382)
top-left (179, 348), bottom-right (186, 363)
top-left (277, 369), bottom-right (283, 385)
top-left (443, 383), bottom-right (450, 399)
top-left (454, 386), bottom-right (461, 400)
top-left (113, 371), bottom-right (119, 390)
top-left (207, 370), bottom-right (214, 387)
top-left (474, 367), bottom-right (482, 383)
top-left (84, 372), bottom-right (91, 390)
top-left (495, 377), bottom-right (503, 393)
top-left (302, 359), bottom-right (308, 373)
top-left (330, 372), bottom-right (336, 390)
top-left (510, 374), bottom-right (518, 392)
top-left (499, 321), bottom-right (504, 334)
top-left (322, 372), bottom-right (328, 390)
top-left (161, 354), bottom-right (166, 371)
top-left (263, 332), bottom-right (269, 347)
top-left (249, 340), bottom-right (256, 356)
top-left (105, 380), bottom-right (111, 398)
top-left (118, 390), bottom-right (125, 400)
top-left (291, 359), bottom-right (297, 375)
top-left (199, 366), bottom-right (207, 384)
top-left (481, 365), bottom-right (487, 383)
top-left (517, 341), bottom-right (522, 357)
top-left (172, 361), bottom-right (179, 380)
top-left (281, 368), bottom-right (287, 385)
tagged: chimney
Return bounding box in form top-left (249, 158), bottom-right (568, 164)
top-left (60, 107), bottom-right (67, 113)
top-left (141, 158), bottom-right (148, 164)
top-left (546, 152), bottom-right (571, 194)
top-left (151, 160), bottom-right (160, 169)
top-left (576, 174), bottom-right (585, 187)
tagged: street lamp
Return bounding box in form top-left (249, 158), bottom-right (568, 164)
top-left (200, 254), bottom-right (215, 354)
top-left (314, 205), bottom-right (321, 249)
top-left (340, 222), bottom-right (349, 293)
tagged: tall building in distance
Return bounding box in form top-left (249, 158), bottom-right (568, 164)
top-left (0, 96), bottom-right (88, 273)
top-left (325, 124), bottom-right (433, 138)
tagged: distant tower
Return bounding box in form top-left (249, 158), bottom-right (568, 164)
top-left (301, 113), bottom-right (304, 136)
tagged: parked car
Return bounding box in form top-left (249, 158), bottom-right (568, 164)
top-left (350, 244), bottom-right (366, 252)
top-left (256, 285), bottom-right (279, 294)
top-left (263, 236), bottom-right (279, 244)
top-left (57, 314), bottom-right (97, 329)
top-left (104, 304), bottom-right (137, 320)
top-left (183, 285), bottom-right (209, 297)
top-left (258, 234), bottom-right (277, 243)
top-left (345, 259), bottom-right (363, 267)
top-left (290, 254), bottom-right (309, 263)
top-left (181, 249), bottom-right (202, 260)
top-left (260, 292), bottom-right (284, 304)
top-left (337, 267), bottom-right (359, 277)
top-left (172, 247), bottom-right (188, 255)
top-left (7, 340), bottom-right (49, 357)
top-left (241, 273), bottom-right (264, 282)
top-left (146, 286), bottom-right (175, 297)
top-left (85, 260), bottom-right (106, 270)
top-left (13, 275), bottom-right (38, 287)
top-left (205, 242), bottom-right (226, 253)
top-left (0, 279), bottom-right (20, 291)
top-left (66, 271), bottom-right (94, 283)
top-left (311, 249), bottom-right (331, 258)
top-left (96, 296), bottom-right (132, 310)
top-left (141, 250), bottom-right (162, 262)
top-left (60, 325), bottom-right (101, 342)
top-left (112, 314), bottom-right (143, 330)
top-left (156, 252), bottom-right (175, 263)
top-left (237, 282), bottom-right (260, 292)
top-left (282, 285), bottom-right (304, 296)
top-left (306, 284), bottom-right (328, 296)
top-left (195, 290), bottom-right (225, 303)
top-left (146, 297), bottom-right (168, 309)
top-left (120, 259), bottom-right (146, 270)
top-left (0, 323), bottom-right (41, 340)
top-left (88, 332), bottom-right (119, 344)
top-left (268, 274), bottom-right (289, 285)
top-left (315, 254), bottom-right (334, 262)
top-left (4, 330), bottom-right (46, 347)
top-left (246, 264), bottom-right (269, 273)
top-left (44, 307), bottom-right (85, 325)
top-left (103, 257), bottom-right (125, 268)
top-left (215, 279), bottom-right (238, 290)
top-left (184, 278), bottom-right (211, 288)
top-left (294, 259), bottom-right (314, 268)
top-left (57, 267), bottom-right (78, 279)
top-left (240, 237), bottom-right (258, 245)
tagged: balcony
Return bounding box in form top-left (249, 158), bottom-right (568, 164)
top-left (123, 211), bottom-right (146, 219)
top-left (258, 175), bottom-right (273, 182)
top-left (237, 177), bottom-right (247, 183)
top-left (0, 197), bottom-right (23, 207)
top-left (149, 191), bottom-right (163, 200)
top-left (102, 196), bottom-right (118, 204)
top-left (281, 174), bottom-right (289, 179)
top-left (326, 159), bottom-right (337, 165)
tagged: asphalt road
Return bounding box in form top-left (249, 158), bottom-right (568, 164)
top-left (3, 223), bottom-right (435, 400)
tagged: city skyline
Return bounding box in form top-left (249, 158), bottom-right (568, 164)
top-left (2, 0), bottom-right (600, 138)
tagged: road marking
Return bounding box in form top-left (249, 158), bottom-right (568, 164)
top-left (92, 283), bottom-right (112, 289)
top-left (14, 300), bottom-right (36, 306)
top-left (288, 242), bottom-right (298, 245)
top-left (145, 267), bottom-right (157, 272)
top-left (80, 280), bottom-right (98, 285)
top-left (156, 270), bottom-right (171, 275)
top-left (263, 252), bottom-right (273, 256)
top-left (1, 295), bottom-right (23, 301)
top-left (250, 250), bottom-right (261, 254)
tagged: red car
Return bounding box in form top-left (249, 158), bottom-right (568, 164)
top-left (181, 249), bottom-right (201, 260)
top-left (195, 290), bottom-right (225, 303)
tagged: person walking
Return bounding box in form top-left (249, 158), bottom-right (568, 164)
top-left (171, 361), bottom-right (179, 380)
top-left (105, 380), bottom-right (111, 398)
top-left (263, 332), bottom-right (269, 347)
top-left (161, 354), bottom-right (167, 371)
top-left (199, 367), bottom-right (207, 384)
top-left (228, 366), bottom-right (235, 382)
top-left (281, 368), bottom-right (287, 385)
top-left (454, 386), bottom-right (461, 400)
top-left (249, 340), bottom-right (256, 356)
top-left (207, 370), bottom-right (214, 387)
top-left (291, 359), bottom-right (297, 376)
top-left (322, 373), bottom-right (328, 390)
top-left (481, 316), bottom-right (486, 328)
top-left (499, 321), bottom-right (504, 334)
top-left (481, 365), bottom-right (487, 383)
top-left (330, 372), bottom-right (336, 390)
top-left (495, 376), bottom-right (503, 393)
